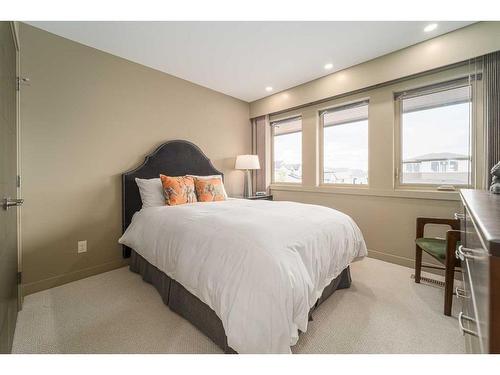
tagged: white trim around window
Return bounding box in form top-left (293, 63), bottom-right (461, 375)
top-left (263, 62), bottom-right (484, 198)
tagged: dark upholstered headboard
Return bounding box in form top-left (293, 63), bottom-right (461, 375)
top-left (122, 140), bottom-right (223, 258)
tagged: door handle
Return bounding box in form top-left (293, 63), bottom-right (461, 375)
top-left (2, 197), bottom-right (24, 210)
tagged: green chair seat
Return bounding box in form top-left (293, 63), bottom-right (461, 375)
top-left (415, 237), bottom-right (461, 261)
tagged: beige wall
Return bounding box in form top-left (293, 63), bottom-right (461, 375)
top-left (19, 24), bottom-right (251, 295)
top-left (266, 63), bottom-right (485, 270)
top-left (250, 21), bottom-right (500, 118)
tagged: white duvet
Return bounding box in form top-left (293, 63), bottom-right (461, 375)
top-left (119, 199), bottom-right (367, 353)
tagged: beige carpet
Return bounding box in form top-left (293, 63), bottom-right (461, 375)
top-left (12, 257), bottom-right (465, 354)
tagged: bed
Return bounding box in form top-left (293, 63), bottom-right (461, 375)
top-left (119, 140), bottom-right (367, 353)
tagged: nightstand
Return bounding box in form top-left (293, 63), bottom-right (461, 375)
top-left (245, 194), bottom-right (273, 201)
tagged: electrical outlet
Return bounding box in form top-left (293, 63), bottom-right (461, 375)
top-left (77, 240), bottom-right (87, 254)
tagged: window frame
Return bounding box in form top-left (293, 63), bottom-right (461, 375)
top-left (319, 99), bottom-right (370, 187)
top-left (394, 78), bottom-right (475, 190)
top-left (271, 115), bottom-right (303, 185)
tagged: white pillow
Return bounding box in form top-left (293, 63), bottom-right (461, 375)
top-left (135, 178), bottom-right (165, 208)
top-left (187, 174), bottom-right (228, 199)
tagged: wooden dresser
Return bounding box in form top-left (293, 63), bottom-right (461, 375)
top-left (458, 189), bottom-right (500, 353)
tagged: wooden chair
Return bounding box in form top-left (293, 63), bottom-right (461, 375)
top-left (415, 217), bottom-right (461, 316)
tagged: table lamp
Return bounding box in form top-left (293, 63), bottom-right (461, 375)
top-left (235, 155), bottom-right (261, 197)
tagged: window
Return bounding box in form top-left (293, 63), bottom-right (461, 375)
top-left (397, 81), bottom-right (472, 186)
top-left (272, 116), bottom-right (302, 183)
top-left (321, 101), bottom-right (369, 185)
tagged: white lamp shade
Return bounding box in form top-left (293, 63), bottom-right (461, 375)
top-left (235, 154), bottom-right (260, 170)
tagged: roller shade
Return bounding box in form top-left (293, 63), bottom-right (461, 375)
top-left (395, 76), bottom-right (476, 114)
top-left (401, 85), bottom-right (471, 114)
top-left (272, 116), bottom-right (302, 136)
top-left (321, 100), bottom-right (369, 127)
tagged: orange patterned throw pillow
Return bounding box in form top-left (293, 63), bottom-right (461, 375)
top-left (159, 175), bottom-right (197, 206)
top-left (194, 177), bottom-right (226, 202)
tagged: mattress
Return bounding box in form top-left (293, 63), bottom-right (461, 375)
top-left (119, 198), bottom-right (367, 353)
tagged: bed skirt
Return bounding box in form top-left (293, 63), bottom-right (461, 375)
top-left (129, 249), bottom-right (352, 353)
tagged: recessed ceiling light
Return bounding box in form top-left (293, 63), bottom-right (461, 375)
top-left (324, 63), bottom-right (333, 70)
top-left (265, 86), bottom-right (273, 92)
top-left (424, 23), bottom-right (438, 32)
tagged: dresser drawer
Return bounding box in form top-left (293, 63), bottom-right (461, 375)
top-left (459, 189), bottom-right (500, 353)
top-left (458, 243), bottom-right (479, 353)
top-left (459, 205), bottom-right (490, 353)
top-left (460, 256), bottom-right (484, 353)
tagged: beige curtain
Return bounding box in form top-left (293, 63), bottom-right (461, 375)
top-left (484, 51), bottom-right (500, 188)
top-left (252, 115), bottom-right (269, 193)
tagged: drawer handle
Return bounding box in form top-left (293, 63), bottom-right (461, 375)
top-left (458, 312), bottom-right (479, 337)
top-left (456, 245), bottom-right (480, 261)
top-left (454, 212), bottom-right (465, 220)
top-left (455, 287), bottom-right (469, 299)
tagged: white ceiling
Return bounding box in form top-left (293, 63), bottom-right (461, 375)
top-left (27, 21), bottom-right (475, 102)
